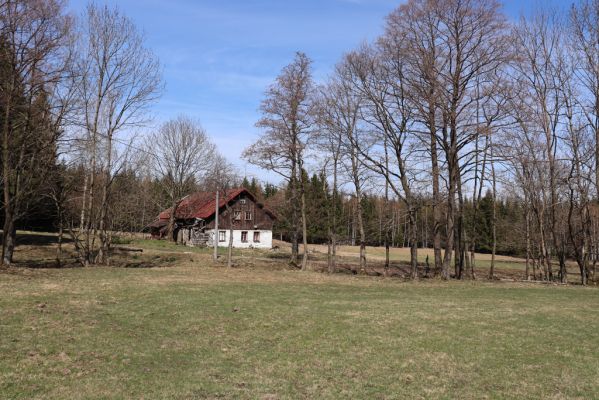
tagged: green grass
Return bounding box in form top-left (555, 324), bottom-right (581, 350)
top-left (1, 265), bottom-right (598, 399)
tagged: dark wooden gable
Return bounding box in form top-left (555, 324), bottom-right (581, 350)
top-left (205, 192), bottom-right (275, 230)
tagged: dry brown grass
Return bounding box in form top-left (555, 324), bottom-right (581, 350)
top-left (273, 239), bottom-right (524, 263)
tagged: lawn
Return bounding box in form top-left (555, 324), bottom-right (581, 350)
top-left (1, 261), bottom-right (598, 399)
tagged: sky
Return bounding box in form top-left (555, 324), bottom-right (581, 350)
top-left (67, 0), bottom-right (573, 183)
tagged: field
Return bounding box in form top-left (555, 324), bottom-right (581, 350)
top-left (306, 242), bottom-right (530, 270)
top-left (0, 233), bottom-right (598, 399)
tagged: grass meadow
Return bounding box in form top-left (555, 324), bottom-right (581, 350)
top-left (0, 233), bottom-right (597, 399)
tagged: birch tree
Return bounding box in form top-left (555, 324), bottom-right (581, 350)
top-left (74, 3), bottom-right (161, 265)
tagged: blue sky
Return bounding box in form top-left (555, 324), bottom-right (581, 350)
top-left (67, 0), bottom-right (573, 183)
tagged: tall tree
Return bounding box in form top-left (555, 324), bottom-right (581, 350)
top-left (432, 0), bottom-right (510, 279)
top-left (314, 85), bottom-right (343, 273)
top-left (73, 3), bottom-right (162, 265)
top-left (570, 0), bottom-right (599, 200)
top-left (243, 52), bottom-right (314, 270)
top-left (384, 0), bottom-right (445, 276)
top-left (148, 115), bottom-right (216, 242)
top-left (0, 0), bottom-right (73, 266)
top-left (511, 9), bottom-right (569, 282)
top-left (317, 71), bottom-right (368, 272)
top-left (342, 45), bottom-right (421, 279)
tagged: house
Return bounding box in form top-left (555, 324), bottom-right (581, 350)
top-left (148, 187), bottom-right (276, 249)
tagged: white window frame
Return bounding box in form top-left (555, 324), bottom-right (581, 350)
top-left (219, 231), bottom-right (226, 242)
top-left (241, 231), bottom-right (248, 242)
top-left (253, 231), bottom-right (260, 243)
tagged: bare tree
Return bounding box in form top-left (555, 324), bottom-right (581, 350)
top-left (73, 3), bottom-right (162, 265)
top-left (569, 0), bottom-right (599, 283)
top-left (342, 45), bottom-right (420, 279)
top-left (430, 0), bottom-right (511, 279)
top-left (560, 35), bottom-right (595, 285)
top-left (243, 52), bottom-right (314, 270)
top-left (570, 0), bottom-right (599, 200)
top-left (316, 71), bottom-right (369, 273)
top-left (378, 0), bottom-right (511, 279)
top-left (385, 0), bottom-right (445, 276)
top-left (148, 115), bottom-right (216, 242)
top-left (511, 9), bottom-right (569, 282)
top-left (314, 85), bottom-right (344, 273)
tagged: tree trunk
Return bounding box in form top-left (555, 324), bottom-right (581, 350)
top-left (356, 195), bottom-right (367, 274)
top-left (408, 208), bottom-right (418, 280)
top-left (227, 226), bottom-right (234, 268)
top-left (455, 172), bottom-right (466, 280)
top-left (300, 183), bottom-right (309, 271)
top-left (385, 241), bottom-right (390, 277)
top-left (1, 84), bottom-right (14, 267)
top-left (291, 229), bottom-right (299, 266)
top-left (96, 132), bottom-right (113, 265)
top-left (56, 211), bottom-right (64, 267)
top-left (327, 236), bottom-right (332, 272)
top-left (167, 199), bottom-right (181, 243)
top-left (525, 200), bottom-right (531, 280)
top-left (489, 154), bottom-right (497, 280)
top-left (2, 217), bottom-right (16, 267)
top-left (328, 160), bottom-right (338, 274)
top-left (442, 146), bottom-right (456, 280)
top-left (539, 221), bottom-right (553, 281)
top-left (430, 130), bottom-right (443, 277)
top-left (290, 171), bottom-right (299, 267)
top-left (214, 189), bottom-right (219, 262)
top-left (384, 166), bottom-right (390, 276)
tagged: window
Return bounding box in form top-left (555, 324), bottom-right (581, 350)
top-left (253, 231), bottom-right (260, 243)
top-left (239, 198), bottom-right (246, 205)
top-left (241, 231), bottom-right (248, 242)
top-left (219, 231), bottom-right (226, 242)
top-left (234, 210), bottom-right (242, 220)
top-left (245, 211), bottom-right (252, 221)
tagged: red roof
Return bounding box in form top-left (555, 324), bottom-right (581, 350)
top-left (157, 187), bottom-right (275, 221)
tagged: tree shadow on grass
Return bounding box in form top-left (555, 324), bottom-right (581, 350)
top-left (9, 258), bottom-right (79, 269)
top-left (13, 232), bottom-right (72, 246)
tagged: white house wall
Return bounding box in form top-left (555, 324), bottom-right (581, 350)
top-left (207, 229), bottom-right (273, 249)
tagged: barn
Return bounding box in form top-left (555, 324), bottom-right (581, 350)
top-left (148, 188), bottom-right (276, 249)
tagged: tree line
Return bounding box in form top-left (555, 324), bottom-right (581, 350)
top-left (244, 0), bottom-right (599, 284)
top-left (3, 0), bottom-right (599, 286)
